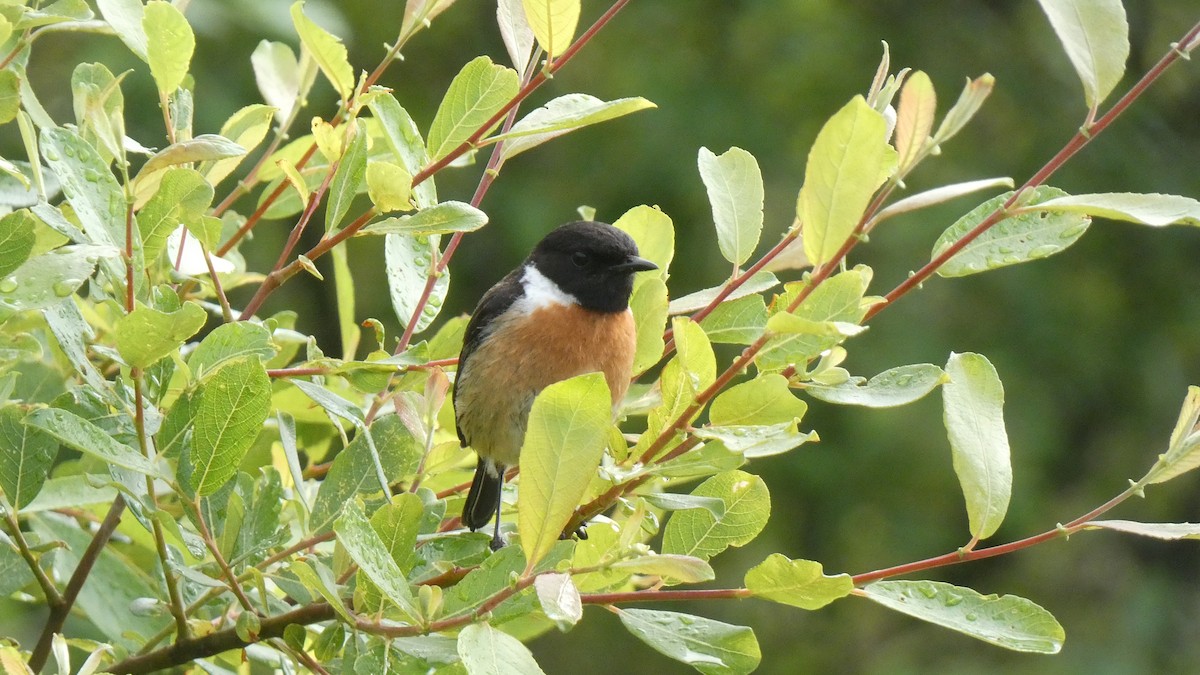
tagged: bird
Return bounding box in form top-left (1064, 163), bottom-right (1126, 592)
top-left (454, 220), bottom-right (658, 549)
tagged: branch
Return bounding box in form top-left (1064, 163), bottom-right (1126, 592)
top-left (237, 0), bottom-right (635, 328)
top-left (869, 18), bottom-right (1200, 321)
top-left (29, 496), bottom-right (126, 673)
top-left (851, 482), bottom-right (1140, 585)
top-left (108, 602), bottom-right (336, 674)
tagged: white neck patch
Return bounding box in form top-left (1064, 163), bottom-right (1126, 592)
top-left (517, 264), bottom-right (579, 312)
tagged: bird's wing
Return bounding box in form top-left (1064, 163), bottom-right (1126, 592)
top-left (453, 269), bottom-right (524, 447)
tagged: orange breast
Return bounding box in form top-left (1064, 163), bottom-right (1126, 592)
top-left (455, 306), bottom-right (637, 467)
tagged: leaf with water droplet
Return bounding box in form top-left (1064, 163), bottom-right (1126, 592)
top-left (662, 470), bottom-right (770, 561)
top-left (863, 580), bottom-right (1064, 653)
top-left (744, 554), bottom-right (853, 610)
top-left (944, 352), bottom-right (1011, 541)
top-left (806, 363), bottom-right (947, 408)
top-left (115, 301), bottom-right (206, 368)
top-left (618, 608), bottom-right (761, 675)
top-left (0, 245), bottom-right (114, 320)
top-left (933, 186), bottom-right (1090, 278)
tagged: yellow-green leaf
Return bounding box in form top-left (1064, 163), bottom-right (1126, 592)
top-left (115, 302), bottom-right (206, 368)
top-left (143, 1), bottom-right (194, 94)
top-left (427, 56), bottom-right (518, 161)
top-left (290, 1), bottom-right (354, 102)
top-left (188, 357), bottom-right (271, 495)
top-left (744, 554), bottom-right (853, 610)
top-left (520, 0), bottom-right (580, 59)
top-left (517, 372), bottom-right (611, 572)
top-left (798, 96), bottom-right (897, 266)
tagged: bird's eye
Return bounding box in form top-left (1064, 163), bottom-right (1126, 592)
top-left (571, 251), bottom-right (590, 268)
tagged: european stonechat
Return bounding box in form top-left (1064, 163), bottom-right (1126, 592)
top-left (454, 220), bottom-right (658, 549)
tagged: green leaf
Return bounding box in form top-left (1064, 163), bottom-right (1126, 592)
top-left (744, 554), bottom-right (853, 610)
top-left (427, 56), bottom-right (519, 161)
top-left (805, 363), bottom-right (947, 407)
top-left (1142, 386), bottom-right (1200, 485)
top-left (1037, 192), bottom-right (1200, 227)
top-left (662, 470), bottom-right (770, 561)
top-left (40, 128), bottom-right (125, 249)
top-left (291, 558), bottom-right (354, 623)
top-left (325, 120), bottom-right (368, 231)
top-left (138, 168), bottom-right (214, 263)
top-left (370, 492), bottom-right (423, 573)
top-left (365, 160), bottom-right (413, 213)
top-left (143, 1), bottom-right (194, 94)
top-left (251, 40), bottom-right (313, 125)
top-left (698, 294), bottom-right (767, 345)
top-left (798, 96), bottom-right (897, 266)
top-left (385, 233), bottom-right (448, 334)
top-left (115, 302), bottom-right (206, 368)
top-left (335, 500), bottom-right (418, 618)
top-left (668, 271), bottom-right (778, 315)
top-left (290, 1), bottom-right (354, 101)
top-left (97, 0), bottom-right (148, 60)
top-left (1036, 0), bottom-right (1128, 109)
top-left (709, 374), bottom-right (806, 427)
top-left (331, 245), bottom-right (358, 360)
top-left (310, 415), bottom-right (421, 533)
top-left (755, 268), bottom-right (871, 372)
top-left (0, 209), bottom-right (36, 278)
top-left (0, 539), bottom-right (34, 597)
top-left (188, 357), bottom-right (271, 496)
top-left (0, 70), bottom-right (20, 126)
top-left (628, 276), bottom-right (668, 374)
top-left (42, 294), bottom-right (109, 393)
top-left (618, 608), bottom-right (761, 675)
top-left (893, 70), bottom-right (935, 172)
top-left (361, 201), bottom-right (487, 236)
top-left (0, 404), bottom-right (58, 508)
top-left (0, 245), bottom-right (111, 320)
top-left (498, 0), bottom-right (535, 71)
top-left (931, 74), bottom-right (995, 147)
top-left (141, 134), bottom-right (247, 176)
top-left (366, 92), bottom-right (437, 209)
top-left (692, 422), bottom-right (815, 459)
top-left (457, 622), bottom-right (547, 675)
top-left (610, 553), bottom-right (714, 585)
top-left (201, 104), bottom-right (277, 186)
top-left (24, 408), bottom-right (166, 479)
top-left (518, 372), bottom-right (611, 572)
top-left (533, 572), bottom-right (582, 630)
top-left (641, 492), bottom-right (726, 518)
top-left (187, 321), bottom-right (276, 380)
top-left (863, 580), bottom-right (1064, 654)
top-left (1084, 519), bottom-right (1200, 540)
top-left (872, 177), bottom-right (1014, 225)
top-left (698, 146), bottom-right (763, 266)
top-left (520, 0), bottom-right (580, 59)
top-left (494, 94), bottom-right (656, 161)
top-left (943, 352), bottom-right (1011, 541)
top-left (613, 204), bottom-right (675, 275)
top-left (647, 318), bottom-right (715, 446)
top-left (22, 475), bottom-right (117, 513)
top-left (933, 186), bottom-right (1090, 277)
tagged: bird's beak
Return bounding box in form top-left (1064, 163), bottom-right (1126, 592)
top-left (612, 256), bottom-right (658, 273)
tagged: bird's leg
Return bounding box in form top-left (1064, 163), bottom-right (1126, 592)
top-left (490, 468), bottom-right (506, 551)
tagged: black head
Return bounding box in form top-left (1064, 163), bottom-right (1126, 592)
top-left (527, 221), bottom-right (658, 313)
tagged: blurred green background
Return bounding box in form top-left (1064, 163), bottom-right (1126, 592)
top-left (10, 1), bottom-right (1200, 672)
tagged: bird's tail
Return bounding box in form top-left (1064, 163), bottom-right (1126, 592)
top-left (462, 460), bottom-right (503, 531)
